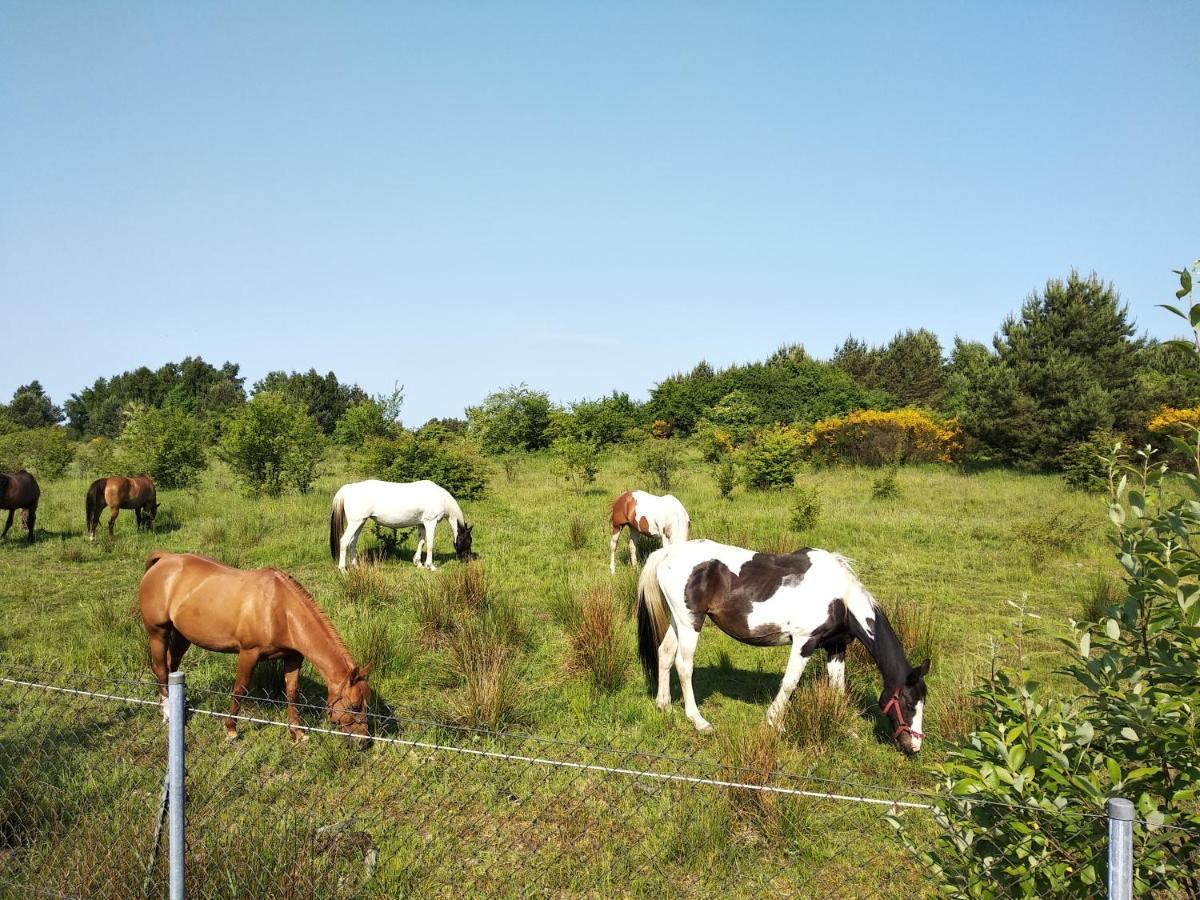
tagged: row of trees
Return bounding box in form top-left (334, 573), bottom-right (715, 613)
top-left (5, 269), bottom-right (1197, 489)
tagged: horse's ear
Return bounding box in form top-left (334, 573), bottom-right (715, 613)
top-left (354, 664), bottom-right (372, 682)
top-left (908, 659), bottom-right (931, 684)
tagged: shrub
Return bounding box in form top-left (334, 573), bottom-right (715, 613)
top-left (332, 385), bottom-right (404, 446)
top-left (465, 384), bottom-right (554, 453)
top-left (715, 458), bottom-right (737, 499)
top-left (807, 408), bottom-right (962, 467)
top-left (564, 581), bottom-right (631, 694)
top-left (119, 403), bottom-right (207, 488)
top-left (551, 437), bottom-right (600, 495)
top-left (741, 424), bottom-right (806, 490)
top-left (636, 440), bottom-right (683, 492)
top-left (550, 392), bottom-right (640, 448)
top-left (0, 427), bottom-right (75, 479)
top-left (1146, 405), bottom-right (1200, 471)
top-left (218, 391), bottom-right (325, 495)
top-left (870, 467), bottom-right (901, 500)
top-left (788, 485), bottom-right (822, 533)
top-left (74, 437), bottom-right (116, 479)
top-left (1059, 429), bottom-right (1118, 492)
top-left (356, 431), bottom-right (489, 500)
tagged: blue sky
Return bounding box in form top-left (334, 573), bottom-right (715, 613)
top-left (2, 3), bottom-right (1197, 424)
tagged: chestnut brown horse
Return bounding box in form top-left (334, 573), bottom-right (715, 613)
top-left (1, 470), bottom-right (40, 543)
top-left (86, 474), bottom-right (158, 539)
top-left (139, 551), bottom-right (372, 745)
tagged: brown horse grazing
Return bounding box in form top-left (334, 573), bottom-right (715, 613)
top-left (86, 475), bottom-right (158, 539)
top-left (139, 551), bottom-right (372, 746)
top-left (1, 470), bottom-right (40, 543)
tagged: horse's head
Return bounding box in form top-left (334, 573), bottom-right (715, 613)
top-left (145, 499), bottom-right (159, 528)
top-left (455, 523), bottom-right (478, 562)
top-left (328, 664), bottom-right (372, 748)
top-left (880, 658), bottom-right (929, 755)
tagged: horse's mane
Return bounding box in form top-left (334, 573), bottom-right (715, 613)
top-left (275, 570), bottom-right (351, 660)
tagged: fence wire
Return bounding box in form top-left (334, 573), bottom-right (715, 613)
top-left (2, 663), bottom-right (1191, 898)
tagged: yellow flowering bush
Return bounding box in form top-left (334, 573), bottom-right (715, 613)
top-left (1147, 406), bottom-right (1200, 435)
top-left (806, 408), bottom-right (962, 466)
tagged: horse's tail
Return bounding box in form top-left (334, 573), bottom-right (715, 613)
top-left (144, 550), bottom-right (169, 573)
top-left (329, 489), bottom-right (346, 562)
top-left (85, 478), bottom-right (106, 531)
top-left (637, 547), bottom-right (672, 695)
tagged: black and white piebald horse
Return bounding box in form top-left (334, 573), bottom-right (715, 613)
top-left (637, 539), bottom-right (931, 753)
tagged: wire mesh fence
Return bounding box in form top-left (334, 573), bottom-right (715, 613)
top-left (2, 662), bottom-right (1196, 898)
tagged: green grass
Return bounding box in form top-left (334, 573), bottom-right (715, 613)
top-left (0, 450), bottom-right (1118, 896)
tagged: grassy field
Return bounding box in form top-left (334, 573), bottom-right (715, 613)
top-left (0, 449), bottom-right (1120, 896)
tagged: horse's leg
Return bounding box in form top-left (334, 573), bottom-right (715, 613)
top-left (1, 509), bottom-right (13, 539)
top-left (655, 626), bottom-right (679, 711)
top-left (825, 642), bottom-right (847, 694)
top-left (339, 517), bottom-right (367, 571)
top-left (423, 520), bottom-right (438, 570)
top-left (22, 503), bottom-right (35, 543)
top-left (146, 626), bottom-right (172, 721)
top-left (609, 526), bottom-right (622, 575)
top-left (107, 506), bottom-right (119, 536)
top-left (282, 653), bottom-right (308, 743)
top-left (628, 531), bottom-right (639, 567)
top-left (167, 632), bottom-right (191, 674)
top-left (766, 639), bottom-right (812, 730)
top-left (226, 650), bottom-right (259, 741)
top-left (413, 533), bottom-right (425, 568)
top-left (673, 624), bottom-right (711, 732)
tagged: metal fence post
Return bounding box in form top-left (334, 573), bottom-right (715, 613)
top-left (1107, 797), bottom-right (1134, 900)
top-left (168, 671), bottom-right (186, 900)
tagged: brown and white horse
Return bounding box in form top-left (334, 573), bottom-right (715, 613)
top-left (0, 470), bottom-right (40, 543)
top-left (609, 490), bottom-right (690, 574)
top-left (139, 551), bottom-right (372, 745)
top-left (86, 475), bottom-right (158, 539)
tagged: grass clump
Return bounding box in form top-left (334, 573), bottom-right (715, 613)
top-left (780, 679), bottom-right (855, 751)
top-left (870, 467), bottom-right (901, 501)
top-left (341, 559), bottom-right (394, 607)
top-left (446, 619), bottom-right (526, 729)
top-left (564, 581), bottom-right (631, 694)
top-left (415, 563), bottom-right (491, 644)
top-left (1080, 570), bottom-right (1121, 622)
top-left (719, 723), bottom-right (781, 825)
top-left (567, 516), bottom-right (588, 551)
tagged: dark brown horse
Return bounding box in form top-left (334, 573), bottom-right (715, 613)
top-left (139, 551), bottom-right (372, 745)
top-left (1, 470), bottom-right (40, 543)
top-left (86, 475), bottom-right (158, 539)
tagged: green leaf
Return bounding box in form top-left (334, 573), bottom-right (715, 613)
top-left (1078, 631), bottom-right (1091, 657)
top-left (1105, 757), bottom-right (1122, 785)
top-left (1105, 618), bottom-right (1120, 640)
top-left (1176, 267), bottom-right (1193, 300)
top-left (1080, 863), bottom-right (1097, 885)
top-left (1121, 727), bottom-right (1139, 742)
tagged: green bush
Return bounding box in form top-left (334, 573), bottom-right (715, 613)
top-left (74, 437), bottom-right (117, 479)
top-left (636, 440), bottom-right (683, 492)
top-left (0, 427), bottom-right (74, 478)
top-left (715, 458), bottom-right (737, 499)
top-left (1059, 429), bottom-right (1118, 492)
top-left (465, 384), bottom-right (554, 453)
top-left (119, 403), bottom-right (207, 488)
top-left (551, 437), bottom-right (599, 495)
top-left (741, 424), bottom-right (805, 490)
top-left (870, 467), bottom-right (901, 500)
top-left (218, 391), bottom-right (325, 495)
top-left (356, 431), bottom-right (488, 500)
top-left (788, 485), bottom-right (821, 532)
top-left (332, 386), bottom-right (404, 446)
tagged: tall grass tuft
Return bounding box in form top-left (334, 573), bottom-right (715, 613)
top-left (719, 722), bottom-right (781, 825)
top-left (564, 580), bottom-right (631, 693)
top-left (415, 563), bottom-right (490, 644)
top-left (342, 559), bottom-right (394, 607)
top-left (1081, 570), bottom-right (1121, 622)
top-left (567, 516), bottom-right (588, 551)
top-left (781, 679), bottom-right (855, 751)
top-left (930, 674), bottom-right (985, 745)
top-left (447, 619), bottom-right (526, 728)
top-left (350, 616), bottom-right (397, 676)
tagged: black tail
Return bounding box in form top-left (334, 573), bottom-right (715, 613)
top-left (85, 478), bottom-right (105, 533)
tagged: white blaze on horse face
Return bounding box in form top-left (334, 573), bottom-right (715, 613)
top-left (910, 701), bottom-right (924, 752)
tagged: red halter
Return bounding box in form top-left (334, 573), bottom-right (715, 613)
top-left (881, 689), bottom-right (924, 740)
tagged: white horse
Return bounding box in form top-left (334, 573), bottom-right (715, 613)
top-left (637, 539), bottom-right (930, 754)
top-left (609, 490), bottom-right (690, 574)
top-left (330, 479), bottom-right (475, 572)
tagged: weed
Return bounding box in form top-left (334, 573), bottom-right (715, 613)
top-left (447, 619), bottom-right (526, 728)
top-left (781, 679), bottom-right (855, 751)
